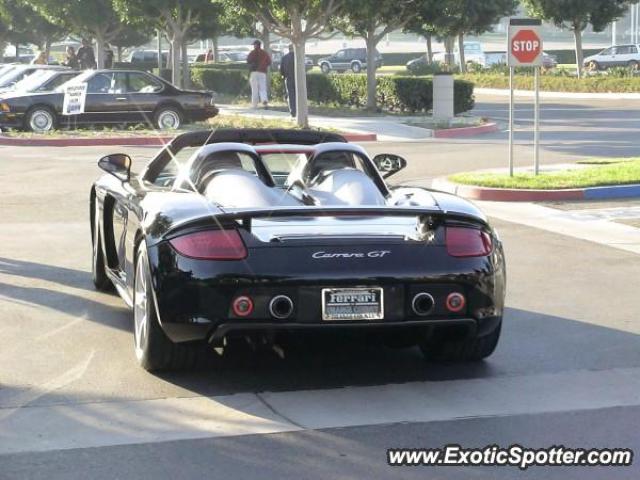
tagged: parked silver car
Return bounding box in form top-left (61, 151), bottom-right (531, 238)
top-left (583, 44), bottom-right (640, 71)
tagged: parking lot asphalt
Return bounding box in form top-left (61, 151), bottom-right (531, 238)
top-left (0, 141), bottom-right (639, 479)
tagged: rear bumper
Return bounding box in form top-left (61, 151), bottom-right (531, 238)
top-left (161, 315), bottom-right (502, 345)
top-left (148, 239), bottom-right (506, 343)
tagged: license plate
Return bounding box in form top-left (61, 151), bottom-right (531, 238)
top-left (322, 288), bottom-right (384, 321)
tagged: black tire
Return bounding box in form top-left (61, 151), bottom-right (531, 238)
top-left (92, 203), bottom-right (113, 291)
top-left (351, 61), bottom-right (362, 73)
top-left (587, 61), bottom-right (600, 71)
top-left (419, 320), bottom-right (502, 362)
top-left (629, 60), bottom-right (639, 71)
top-left (154, 105), bottom-right (182, 130)
top-left (320, 62), bottom-right (331, 74)
top-left (133, 241), bottom-right (203, 371)
top-left (24, 106), bottom-right (57, 132)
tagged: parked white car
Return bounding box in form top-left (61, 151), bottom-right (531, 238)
top-left (583, 44), bottom-right (640, 71)
top-left (433, 41), bottom-right (486, 67)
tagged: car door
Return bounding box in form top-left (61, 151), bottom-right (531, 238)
top-left (333, 49), bottom-right (348, 70)
top-left (125, 71), bottom-right (165, 124)
top-left (80, 72), bottom-right (129, 124)
top-left (596, 47), bottom-right (613, 67)
top-left (617, 46), bottom-right (632, 66)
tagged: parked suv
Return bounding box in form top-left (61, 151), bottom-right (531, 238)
top-left (318, 48), bottom-right (382, 73)
top-left (583, 44), bottom-right (640, 71)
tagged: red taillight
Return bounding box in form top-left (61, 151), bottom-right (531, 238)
top-left (446, 227), bottom-right (492, 258)
top-left (232, 296), bottom-right (254, 316)
top-left (169, 230), bottom-right (247, 260)
top-left (446, 292), bottom-right (466, 313)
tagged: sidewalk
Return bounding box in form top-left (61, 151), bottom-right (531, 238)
top-left (219, 104), bottom-right (435, 142)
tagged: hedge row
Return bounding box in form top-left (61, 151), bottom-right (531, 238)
top-left (459, 73), bottom-right (640, 93)
top-left (191, 67), bottom-right (475, 114)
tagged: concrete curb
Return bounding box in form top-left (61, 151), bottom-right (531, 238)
top-left (0, 132), bottom-right (377, 147)
top-left (432, 178), bottom-right (640, 202)
top-left (476, 87), bottom-right (640, 100)
top-left (432, 122), bottom-right (499, 139)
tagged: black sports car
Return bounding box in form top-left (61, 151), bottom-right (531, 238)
top-left (91, 129), bottom-right (506, 371)
top-left (0, 69), bottom-right (218, 132)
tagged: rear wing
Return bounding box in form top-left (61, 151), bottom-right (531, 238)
top-left (164, 206), bottom-right (488, 238)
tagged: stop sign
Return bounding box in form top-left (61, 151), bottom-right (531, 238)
top-left (511, 29), bottom-right (542, 64)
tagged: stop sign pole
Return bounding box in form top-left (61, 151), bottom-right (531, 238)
top-left (508, 18), bottom-right (543, 176)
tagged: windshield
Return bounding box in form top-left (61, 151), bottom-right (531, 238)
top-left (0, 68), bottom-right (30, 88)
top-left (56, 70), bottom-right (93, 92)
top-left (12, 70), bottom-right (54, 92)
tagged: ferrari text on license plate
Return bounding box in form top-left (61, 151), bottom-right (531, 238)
top-left (322, 288), bottom-right (384, 321)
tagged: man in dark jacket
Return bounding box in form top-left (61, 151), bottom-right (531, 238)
top-left (279, 45), bottom-right (296, 117)
top-left (77, 38), bottom-right (96, 69)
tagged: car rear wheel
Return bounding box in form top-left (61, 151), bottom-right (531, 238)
top-left (351, 61), bottom-right (362, 73)
top-left (92, 203), bottom-right (113, 291)
top-left (25, 106), bottom-right (56, 132)
top-left (133, 241), bottom-right (202, 371)
top-left (154, 106), bottom-right (182, 130)
top-left (587, 61), bottom-right (600, 71)
top-left (419, 319), bottom-right (502, 362)
top-left (320, 62), bottom-right (331, 74)
top-left (629, 60), bottom-right (639, 71)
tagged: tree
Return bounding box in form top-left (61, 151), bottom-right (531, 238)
top-left (110, 24), bottom-right (153, 62)
top-left (0, 0), bottom-right (68, 59)
top-left (30, 0), bottom-right (126, 68)
top-left (524, 0), bottom-right (631, 77)
top-left (238, 0), bottom-right (343, 128)
top-left (336, 0), bottom-right (414, 111)
top-left (114, 0), bottom-right (212, 87)
top-left (220, 0), bottom-right (273, 58)
top-left (426, 0), bottom-right (516, 72)
top-left (404, 1), bottom-right (445, 64)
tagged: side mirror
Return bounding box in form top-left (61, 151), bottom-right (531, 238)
top-left (98, 153), bottom-right (132, 181)
top-left (372, 154), bottom-right (407, 179)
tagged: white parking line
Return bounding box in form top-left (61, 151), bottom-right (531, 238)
top-left (2, 366), bottom-right (640, 455)
top-left (480, 202), bottom-right (640, 255)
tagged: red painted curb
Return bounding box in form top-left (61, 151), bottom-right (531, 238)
top-left (0, 136), bottom-right (173, 147)
top-left (0, 132), bottom-right (376, 147)
top-left (432, 178), bottom-right (585, 202)
top-left (433, 122), bottom-right (499, 139)
top-left (343, 132), bottom-right (378, 142)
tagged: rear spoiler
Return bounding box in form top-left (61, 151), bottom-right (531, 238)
top-left (164, 206), bottom-right (488, 238)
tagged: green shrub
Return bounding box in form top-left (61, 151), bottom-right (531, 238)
top-left (459, 73), bottom-right (640, 93)
top-left (191, 67), bottom-right (250, 95)
top-left (191, 65), bottom-right (475, 114)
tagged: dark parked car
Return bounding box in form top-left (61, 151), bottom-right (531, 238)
top-left (318, 48), bottom-right (382, 73)
top-left (90, 128), bottom-right (506, 371)
top-left (0, 69), bottom-right (218, 132)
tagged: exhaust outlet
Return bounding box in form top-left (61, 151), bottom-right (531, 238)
top-left (269, 295), bottom-right (294, 319)
top-left (412, 293), bottom-right (435, 316)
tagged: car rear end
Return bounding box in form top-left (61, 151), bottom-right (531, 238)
top-left (146, 208), bottom-right (505, 348)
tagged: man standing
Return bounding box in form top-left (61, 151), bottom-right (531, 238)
top-left (279, 45), bottom-right (296, 117)
top-left (77, 38), bottom-right (96, 69)
top-left (246, 40), bottom-right (271, 108)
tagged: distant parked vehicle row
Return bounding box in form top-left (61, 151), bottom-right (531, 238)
top-left (318, 47), bottom-right (382, 74)
top-left (583, 44), bottom-right (640, 71)
top-left (0, 69), bottom-right (218, 132)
